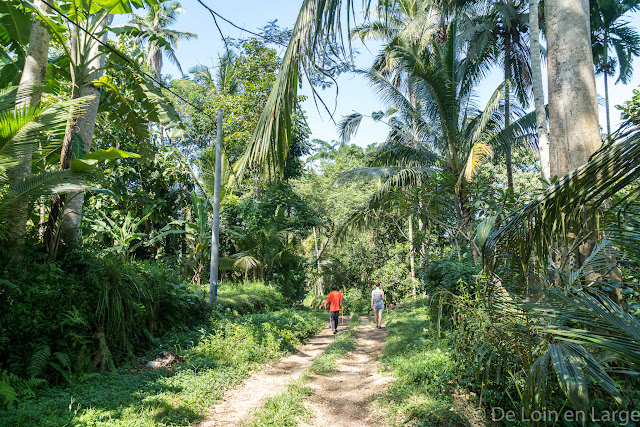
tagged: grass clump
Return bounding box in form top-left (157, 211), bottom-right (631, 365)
top-left (378, 301), bottom-right (471, 426)
top-left (245, 379), bottom-right (313, 427)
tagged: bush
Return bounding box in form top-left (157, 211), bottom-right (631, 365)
top-left (342, 288), bottom-right (368, 314)
top-left (0, 249), bottom-right (208, 381)
top-left (302, 294), bottom-right (325, 309)
top-left (216, 280), bottom-right (284, 314)
top-left (420, 258), bottom-right (479, 295)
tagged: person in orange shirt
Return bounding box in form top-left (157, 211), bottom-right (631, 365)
top-left (325, 284), bottom-right (343, 334)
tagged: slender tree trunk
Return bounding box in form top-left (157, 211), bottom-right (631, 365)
top-left (409, 214), bottom-right (416, 299)
top-left (603, 30), bottom-right (611, 138)
top-left (504, 36), bottom-right (514, 191)
top-left (529, 0), bottom-right (551, 181)
top-left (458, 191), bottom-right (480, 263)
top-left (7, 0), bottom-right (51, 256)
top-left (313, 226), bottom-right (324, 295)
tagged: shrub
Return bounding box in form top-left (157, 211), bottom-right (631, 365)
top-left (342, 288), bottom-right (368, 314)
top-left (216, 281), bottom-right (284, 314)
top-left (420, 258), bottom-right (479, 295)
top-left (0, 249), bottom-right (208, 381)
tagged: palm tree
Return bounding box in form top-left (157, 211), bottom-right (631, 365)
top-left (468, 0), bottom-right (531, 191)
top-left (529, 0), bottom-right (550, 180)
top-left (590, 0), bottom-right (640, 137)
top-left (131, 1), bottom-right (196, 79)
top-left (338, 25), bottom-right (537, 262)
top-left (189, 48), bottom-right (238, 95)
top-left (0, 88), bottom-right (95, 240)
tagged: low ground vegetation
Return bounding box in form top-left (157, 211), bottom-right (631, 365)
top-left (0, 274), bottom-right (324, 426)
top-left (379, 301), bottom-right (471, 426)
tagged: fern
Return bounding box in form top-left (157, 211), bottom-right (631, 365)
top-left (0, 370), bottom-right (47, 407)
top-left (28, 345), bottom-right (51, 378)
top-left (0, 372), bottom-right (18, 408)
top-left (52, 352), bottom-right (71, 370)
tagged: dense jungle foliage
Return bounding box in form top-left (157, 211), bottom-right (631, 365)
top-left (1, 0), bottom-right (640, 425)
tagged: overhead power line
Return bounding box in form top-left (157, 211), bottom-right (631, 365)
top-left (194, 0), bottom-right (289, 48)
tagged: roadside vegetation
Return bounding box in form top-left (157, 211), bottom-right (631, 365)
top-left (0, 282), bottom-right (324, 426)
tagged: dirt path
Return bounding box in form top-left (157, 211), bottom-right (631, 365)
top-left (197, 317), bottom-right (351, 427)
top-left (302, 315), bottom-right (392, 427)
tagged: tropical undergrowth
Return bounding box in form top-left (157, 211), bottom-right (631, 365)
top-left (0, 248), bottom-right (208, 384)
top-left (428, 279), bottom-right (640, 426)
top-left (0, 300), bottom-right (325, 425)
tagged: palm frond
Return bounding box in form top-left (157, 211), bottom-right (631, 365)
top-left (462, 142), bottom-right (493, 183)
top-left (522, 291), bottom-right (640, 370)
top-left (484, 128), bottom-right (640, 294)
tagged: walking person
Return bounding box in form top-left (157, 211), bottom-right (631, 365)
top-left (325, 284), bottom-right (343, 334)
top-left (371, 282), bottom-right (386, 329)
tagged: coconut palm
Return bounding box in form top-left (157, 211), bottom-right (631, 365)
top-left (131, 1), bottom-right (196, 79)
top-left (467, 0), bottom-right (531, 191)
top-left (590, 0), bottom-right (640, 137)
top-left (188, 48), bottom-right (238, 95)
top-left (338, 24), bottom-right (537, 262)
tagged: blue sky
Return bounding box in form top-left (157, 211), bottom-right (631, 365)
top-left (133, 0), bottom-right (640, 149)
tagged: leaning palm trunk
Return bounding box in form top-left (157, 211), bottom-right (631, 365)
top-left (7, 0), bottom-right (51, 255)
top-left (529, 0), bottom-right (550, 181)
top-left (45, 14), bottom-right (112, 256)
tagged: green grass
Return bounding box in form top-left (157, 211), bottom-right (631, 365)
top-left (0, 306), bottom-right (326, 426)
top-left (377, 301), bottom-right (472, 426)
top-left (246, 314), bottom-right (362, 427)
top-left (244, 378), bottom-right (313, 427)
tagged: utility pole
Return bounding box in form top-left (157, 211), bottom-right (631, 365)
top-left (209, 109), bottom-right (223, 304)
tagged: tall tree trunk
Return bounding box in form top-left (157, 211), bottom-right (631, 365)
top-left (7, 0), bottom-right (50, 256)
top-left (504, 36), bottom-right (514, 191)
top-left (603, 30), bottom-right (611, 138)
top-left (529, 0), bottom-right (551, 181)
top-left (546, 0), bottom-right (601, 177)
top-left (546, 0), bottom-right (602, 265)
top-left (46, 14), bottom-right (112, 255)
top-left (458, 191), bottom-right (480, 263)
top-left (409, 214), bottom-right (416, 299)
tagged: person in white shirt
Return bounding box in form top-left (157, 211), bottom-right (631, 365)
top-left (371, 282), bottom-right (386, 329)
